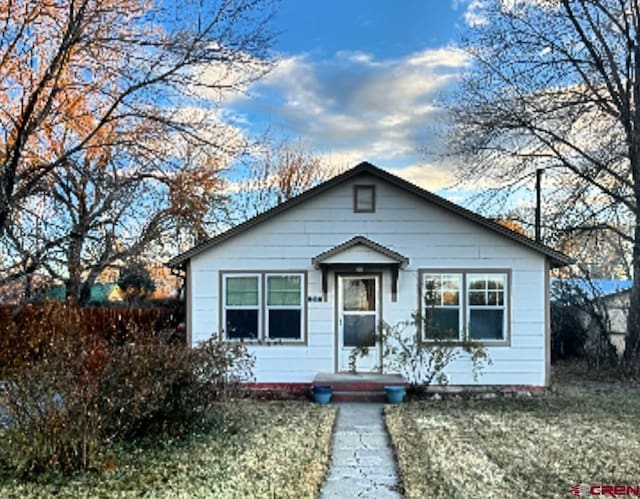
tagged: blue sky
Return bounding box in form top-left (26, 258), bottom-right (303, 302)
top-left (273, 1), bottom-right (462, 58)
top-left (220, 0), bottom-right (485, 193)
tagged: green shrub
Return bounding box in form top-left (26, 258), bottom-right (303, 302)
top-left (117, 263), bottom-right (156, 304)
top-left (0, 302), bottom-right (254, 476)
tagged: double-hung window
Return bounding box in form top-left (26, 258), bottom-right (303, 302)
top-left (223, 274), bottom-right (260, 340)
top-left (423, 273), bottom-right (463, 340)
top-left (266, 274), bottom-right (304, 341)
top-left (467, 274), bottom-right (507, 341)
top-left (222, 272), bottom-right (306, 342)
top-left (421, 270), bottom-right (509, 344)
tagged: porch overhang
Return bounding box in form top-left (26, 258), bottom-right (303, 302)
top-left (311, 236), bottom-right (409, 302)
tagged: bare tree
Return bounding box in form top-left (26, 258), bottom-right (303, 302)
top-left (0, 0), bottom-right (274, 236)
top-left (448, 0), bottom-right (640, 358)
top-left (0, 0), bottom-right (276, 300)
top-left (1, 136), bottom-right (231, 303)
top-left (495, 204), bottom-right (633, 279)
top-left (232, 139), bottom-right (346, 221)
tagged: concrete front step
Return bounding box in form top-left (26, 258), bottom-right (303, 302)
top-left (314, 372), bottom-right (405, 384)
top-left (332, 390), bottom-right (388, 403)
top-left (313, 372), bottom-right (406, 403)
top-left (319, 381), bottom-right (404, 392)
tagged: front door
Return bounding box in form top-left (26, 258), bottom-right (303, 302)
top-left (337, 275), bottom-right (380, 372)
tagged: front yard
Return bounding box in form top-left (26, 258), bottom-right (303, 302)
top-left (0, 400), bottom-right (336, 499)
top-left (386, 382), bottom-right (640, 498)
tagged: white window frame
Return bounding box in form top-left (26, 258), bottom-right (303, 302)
top-left (222, 273), bottom-right (261, 342)
top-left (265, 272), bottom-right (305, 342)
top-left (466, 273), bottom-right (507, 342)
top-left (422, 273), bottom-right (464, 341)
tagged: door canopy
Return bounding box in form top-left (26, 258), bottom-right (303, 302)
top-left (311, 236), bottom-right (409, 301)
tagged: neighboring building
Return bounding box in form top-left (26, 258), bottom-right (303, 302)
top-left (8, 265), bottom-right (181, 305)
top-left (44, 283), bottom-right (125, 303)
top-left (168, 162), bottom-right (571, 388)
top-left (147, 264), bottom-right (182, 299)
top-left (552, 279), bottom-right (632, 356)
top-left (0, 274), bottom-right (52, 304)
top-left (599, 289), bottom-right (630, 356)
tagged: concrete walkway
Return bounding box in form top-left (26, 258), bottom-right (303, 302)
top-left (320, 403), bottom-right (403, 498)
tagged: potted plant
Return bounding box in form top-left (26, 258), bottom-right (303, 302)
top-left (311, 385), bottom-right (333, 404)
top-left (384, 385), bottom-right (405, 404)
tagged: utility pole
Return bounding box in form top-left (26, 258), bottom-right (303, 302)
top-left (535, 168), bottom-right (543, 243)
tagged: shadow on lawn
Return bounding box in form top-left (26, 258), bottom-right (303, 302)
top-left (402, 382), bottom-right (640, 423)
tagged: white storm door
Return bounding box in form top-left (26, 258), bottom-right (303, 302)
top-left (338, 275), bottom-right (380, 372)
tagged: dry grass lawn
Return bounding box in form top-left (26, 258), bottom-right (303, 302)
top-left (0, 400), bottom-right (336, 499)
top-left (386, 382), bottom-right (640, 498)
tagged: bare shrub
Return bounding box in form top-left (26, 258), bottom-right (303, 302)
top-left (551, 281), bottom-right (617, 368)
top-left (0, 302), bottom-right (253, 475)
top-left (349, 307), bottom-right (492, 395)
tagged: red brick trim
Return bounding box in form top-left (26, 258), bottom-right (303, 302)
top-left (242, 382), bottom-right (545, 393)
top-left (244, 382), bottom-right (311, 393)
top-left (424, 384), bottom-right (546, 394)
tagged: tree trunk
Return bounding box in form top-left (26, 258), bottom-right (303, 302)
top-left (79, 280), bottom-right (92, 305)
top-left (625, 215), bottom-right (640, 359)
top-left (66, 234), bottom-right (83, 304)
top-left (24, 275), bottom-right (32, 302)
top-left (65, 271), bottom-right (82, 305)
top-left (67, 267), bottom-right (95, 305)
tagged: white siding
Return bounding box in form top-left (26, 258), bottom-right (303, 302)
top-left (321, 245), bottom-right (399, 264)
top-left (189, 173), bottom-right (548, 385)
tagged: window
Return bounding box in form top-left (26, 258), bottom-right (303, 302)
top-left (467, 274), bottom-right (506, 341)
top-left (266, 274), bottom-right (304, 340)
top-left (221, 271), bottom-right (306, 342)
top-left (224, 275), bottom-right (260, 340)
top-left (354, 185), bottom-right (375, 212)
top-left (423, 273), bottom-right (463, 340)
top-left (342, 277), bottom-right (377, 347)
top-left (420, 270), bottom-right (509, 344)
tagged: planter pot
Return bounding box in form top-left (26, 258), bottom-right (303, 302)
top-left (384, 385), bottom-right (405, 404)
top-left (312, 385), bottom-right (333, 404)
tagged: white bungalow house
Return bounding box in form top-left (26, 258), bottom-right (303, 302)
top-left (168, 162), bottom-right (571, 389)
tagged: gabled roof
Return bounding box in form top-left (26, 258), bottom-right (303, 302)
top-left (311, 236), bottom-right (410, 268)
top-left (167, 161), bottom-right (573, 268)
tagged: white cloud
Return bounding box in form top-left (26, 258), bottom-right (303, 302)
top-left (462, 0), bottom-right (489, 27)
top-left (225, 47), bottom-right (469, 183)
top-left (336, 51), bottom-right (376, 64)
top-left (153, 106), bottom-right (251, 169)
top-left (192, 48), bottom-right (271, 104)
top-left (457, 0), bottom-right (552, 27)
top-left (406, 48), bottom-right (470, 67)
top-left (389, 164), bottom-right (457, 191)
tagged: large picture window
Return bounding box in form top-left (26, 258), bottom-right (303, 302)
top-left (221, 271), bottom-right (306, 342)
top-left (420, 270), bottom-right (509, 344)
top-left (266, 274), bottom-right (304, 340)
top-left (224, 275), bottom-right (260, 340)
